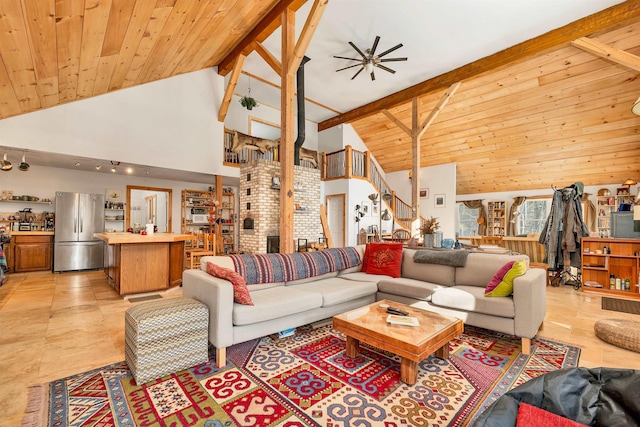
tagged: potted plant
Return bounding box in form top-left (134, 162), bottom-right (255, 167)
top-left (239, 95), bottom-right (258, 110)
top-left (419, 217), bottom-right (440, 248)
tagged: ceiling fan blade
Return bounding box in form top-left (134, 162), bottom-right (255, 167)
top-left (377, 64), bottom-right (396, 74)
top-left (379, 57), bottom-right (407, 62)
top-left (370, 36), bottom-right (380, 56)
top-left (336, 63), bottom-right (363, 72)
top-left (351, 66), bottom-right (364, 80)
top-left (370, 69), bottom-right (375, 81)
top-left (333, 55), bottom-right (362, 62)
top-left (377, 43), bottom-right (403, 58)
top-left (349, 42), bottom-right (367, 59)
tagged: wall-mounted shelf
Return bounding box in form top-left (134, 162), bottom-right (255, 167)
top-left (0, 199), bottom-right (52, 205)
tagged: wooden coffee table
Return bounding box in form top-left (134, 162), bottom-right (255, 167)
top-left (333, 299), bottom-right (464, 385)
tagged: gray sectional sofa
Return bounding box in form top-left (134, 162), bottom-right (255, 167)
top-left (182, 245), bottom-right (546, 367)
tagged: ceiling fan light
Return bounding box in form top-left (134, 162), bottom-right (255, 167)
top-left (632, 95), bottom-right (640, 116)
top-left (364, 61), bottom-right (374, 74)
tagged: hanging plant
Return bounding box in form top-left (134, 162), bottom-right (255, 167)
top-left (239, 95), bottom-right (258, 110)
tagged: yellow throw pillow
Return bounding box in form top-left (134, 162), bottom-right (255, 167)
top-left (485, 260), bottom-right (527, 297)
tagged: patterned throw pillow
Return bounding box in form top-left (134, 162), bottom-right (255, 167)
top-left (205, 262), bottom-right (253, 305)
top-left (362, 242), bottom-right (403, 278)
top-left (485, 260), bottom-right (527, 297)
top-left (516, 403), bottom-right (588, 426)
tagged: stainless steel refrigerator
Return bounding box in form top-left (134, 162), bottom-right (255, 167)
top-left (54, 192), bottom-right (105, 272)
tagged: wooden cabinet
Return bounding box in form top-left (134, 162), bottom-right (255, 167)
top-left (581, 237), bottom-right (640, 299)
top-left (12, 235), bottom-right (52, 272)
top-left (487, 201), bottom-right (507, 237)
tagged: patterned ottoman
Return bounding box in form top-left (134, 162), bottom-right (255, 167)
top-left (125, 297), bottom-right (209, 385)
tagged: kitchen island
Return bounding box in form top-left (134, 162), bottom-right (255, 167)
top-left (94, 232), bottom-right (192, 295)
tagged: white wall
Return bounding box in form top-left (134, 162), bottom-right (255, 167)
top-left (0, 69), bottom-right (238, 178)
top-left (386, 163), bottom-right (457, 239)
top-left (224, 94), bottom-right (319, 150)
top-left (0, 164), bottom-right (222, 233)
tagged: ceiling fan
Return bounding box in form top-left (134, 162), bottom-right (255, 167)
top-left (334, 36), bottom-right (407, 81)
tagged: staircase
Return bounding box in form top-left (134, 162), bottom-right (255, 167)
top-left (321, 145), bottom-right (427, 233)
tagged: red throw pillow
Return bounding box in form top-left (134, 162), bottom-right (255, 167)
top-left (362, 242), bottom-right (403, 278)
top-left (516, 402), bottom-right (588, 426)
top-left (205, 262), bottom-right (253, 305)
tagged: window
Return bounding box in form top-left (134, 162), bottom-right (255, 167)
top-left (457, 203), bottom-right (479, 236)
top-left (515, 199), bottom-right (549, 235)
top-left (515, 198), bottom-right (587, 236)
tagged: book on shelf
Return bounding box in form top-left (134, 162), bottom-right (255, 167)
top-left (386, 314), bottom-right (420, 326)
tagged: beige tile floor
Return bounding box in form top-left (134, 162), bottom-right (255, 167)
top-left (1, 270), bottom-right (640, 426)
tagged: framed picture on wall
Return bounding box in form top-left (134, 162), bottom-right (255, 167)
top-left (106, 189), bottom-right (122, 202)
top-left (420, 188), bottom-right (429, 198)
top-left (435, 194), bottom-right (445, 208)
top-left (361, 201), bottom-right (371, 216)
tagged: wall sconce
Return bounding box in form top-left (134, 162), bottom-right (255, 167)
top-left (632, 96), bottom-right (640, 116)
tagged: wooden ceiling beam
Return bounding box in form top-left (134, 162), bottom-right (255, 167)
top-left (571, 37), bottom-right (640, 71)
top-left (253, 41), bottom-right (282, 75)
top-left (417, 82), bottom-right (461, 139)
top-left (217, 0), bottom-right (307, 76)
top-left (288, 0), bottom-right (328, 75)
top-left (218, 54), bottom-right (245, 122)
top-left (318, 0), bottom-right (640, 131)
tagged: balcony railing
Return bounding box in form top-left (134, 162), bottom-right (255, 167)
top-left (321, 145), bottom-right (425, 232)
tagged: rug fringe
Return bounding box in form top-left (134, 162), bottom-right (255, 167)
top-left (22, 384), bottom-right (48, 427)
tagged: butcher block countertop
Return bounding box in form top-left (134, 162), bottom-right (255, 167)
top-left (94, 232), bottom-right (192, 244)
top-left (8, 231), bottom-right (54, 236)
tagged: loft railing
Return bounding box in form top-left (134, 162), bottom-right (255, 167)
top-left (321, 145), bottom-right (425, 232)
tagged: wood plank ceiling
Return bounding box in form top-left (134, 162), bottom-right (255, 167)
top-left (0, 0), bottom-right (282, 118)
top-left (339, 17), bottom-right (640, 194)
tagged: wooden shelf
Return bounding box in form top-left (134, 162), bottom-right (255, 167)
top-left (487, 201), bottom-right (506, 237)
top-left (581, 237), bottom-right (640, 299)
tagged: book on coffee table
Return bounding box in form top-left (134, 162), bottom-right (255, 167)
top-left (386, 314), bottom-right (420, 326)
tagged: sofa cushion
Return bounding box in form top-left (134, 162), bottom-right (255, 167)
top-left (292, 277), bottom-right (377, 307)
top-left (286, 271), bottom-right (338, 286)
top-left (339, 271), bottom-right (392, 282)
top-left (233, 287), bottom-right (323, 326)
top-left (205, 262), bottom-right (253, 305)
top-left (430, 285), bottom-right (515, 318)
top-left (401, 249), bottom-right (456, 287)
top-left (485, 260), bottom-right (527, 297)
top-left (455, 253), bottom-right (529, 287)
top-left (377, 277), bottom-right (444, 301)
top-left (362, 242), bottom-right (403, 277)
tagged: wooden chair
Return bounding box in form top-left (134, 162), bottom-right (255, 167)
top-left (189, 233), bottom-right (217, 269)
top-left (389, 229), bottom-right (411, 243)
top-left (481, 236), bottom-right (503, 246)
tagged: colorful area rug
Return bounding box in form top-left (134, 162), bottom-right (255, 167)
top-left (24, 325), bottom-right (580, 427)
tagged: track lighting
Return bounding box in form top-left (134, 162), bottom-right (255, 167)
top-left (1, 151), bottom-right (12, 171)
top-left (126, 167), bottom-right (133, 174)
top-left (95, 164), bottom-right (101, 170)
top-left (111, 166), bottom-right (117, 173)
top-left (18, 152), bottom-right (29, 171)
top-left (74, 161), bottom-right (80, 167)
top-left (110, 161), bottom-right (120, 173)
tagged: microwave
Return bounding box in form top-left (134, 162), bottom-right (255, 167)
top-left (191, 214), bottom-right (209, 223)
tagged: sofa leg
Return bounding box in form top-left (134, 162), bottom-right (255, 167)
top-left (521, 337), bottom-right (531, 355)
top-left (216, 347), bottom-right (227, 367)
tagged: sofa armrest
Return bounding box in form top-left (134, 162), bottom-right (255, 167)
top-left (182, 269), bottom-right (235, 349)
top-left (512, 268), bottom-right (546, 339)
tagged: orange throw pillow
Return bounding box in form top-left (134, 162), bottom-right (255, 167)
top-left (205, 262), bottom-right (253, 305)
top-left (362, 242), bottom-right (403, 278)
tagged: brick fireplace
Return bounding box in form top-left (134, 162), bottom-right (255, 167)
top-left (239, 159), bottom-right (322, 254)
